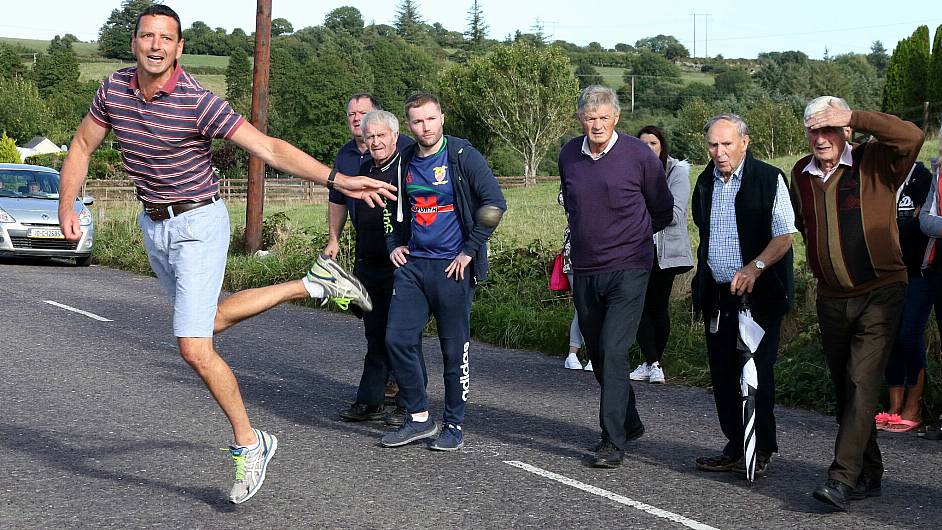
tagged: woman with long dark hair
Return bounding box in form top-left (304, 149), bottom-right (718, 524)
top-left (630, 126), bottom-right (694, 383)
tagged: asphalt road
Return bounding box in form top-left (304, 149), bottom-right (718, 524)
top-left (1, 258), bottom-right (940, 529)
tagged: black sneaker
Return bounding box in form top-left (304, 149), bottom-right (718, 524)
top-left (696, 453), bottom-right (742, 472)
top-left (849, 475), bottom-right (882, 501)
top-left (813, 479), bottom-right (851, 511)
top-left (590, 441), bottom-right (624, 468)
top-left (380, 417), bottom-right (439, 447)
top-left (339, 403), bottom-right (384, 422)
top-left (384, 406), bottom-right (406, 427)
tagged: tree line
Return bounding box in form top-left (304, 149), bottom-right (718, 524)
top-left (1, 0), bottom-right (939, 175)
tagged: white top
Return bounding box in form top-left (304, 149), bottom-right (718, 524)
top-left (803, 142), bottom-right (854, 182)
top-left (580, 131), bottom-right (619, 161)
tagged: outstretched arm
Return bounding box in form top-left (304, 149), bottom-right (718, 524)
top-left (228, 122), bottom-right (396, 207)
top-left (58, 115), bottom-right (109, 241)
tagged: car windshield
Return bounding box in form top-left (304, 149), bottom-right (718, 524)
top-left (0, 168), bottom-right (60, 199)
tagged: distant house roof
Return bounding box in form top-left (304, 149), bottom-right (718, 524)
top-left (18, 137), bottom-right (65, 160)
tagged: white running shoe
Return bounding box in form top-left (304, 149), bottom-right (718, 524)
top-left (583, 360), bottom-right (594, 372)
top-left (564, 352), bottom-right (583, 370)
top-left (227, 428), bottom-right (278, 504)
top-left (305, 253), bottom-right (372, 312)
top-left (648, 362), bottom-right (666, 384)
top-left (629, 362), bottom-right (651, 381)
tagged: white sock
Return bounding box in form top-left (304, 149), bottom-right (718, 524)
top-left (411, 411), bottom-right (429, 422)
top-left (302, 277), bottom-right (326, 298)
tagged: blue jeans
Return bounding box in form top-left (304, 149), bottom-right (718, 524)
top-left (886, 274), bottom-right (932, 387)
top-left (386, 257), bottom-right (474, 425)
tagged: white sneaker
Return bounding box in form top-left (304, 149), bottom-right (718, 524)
top-left (564, 352), bottom-right (583, 370)
top-left (583, 360), bottom-right (594, 372)
top-left (227, 428), bottom-right (278, 504)
top-left (629, 363), bottom-right (651, 381)
top-left (648, 362), bottom-right (666, 384)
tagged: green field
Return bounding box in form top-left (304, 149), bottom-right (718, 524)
top-left (74, 59), bottom-right (227, 96)
top-left (591, 66), bottom-right (715, 91)
top-left (0, 36), bottom-right (99, 56)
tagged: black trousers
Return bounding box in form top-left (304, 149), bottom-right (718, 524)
top-left (353, 258), bottom-right (398, 407)
top-left (573, 268), bottom-right (649, 450)
top-left (637, 262), bottom-right (685, 364)
top-left (705, 284), bottom-right (782, 458)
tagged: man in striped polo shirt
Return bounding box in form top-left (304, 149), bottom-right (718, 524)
top-left (56, 5), bottom-right (395, 505)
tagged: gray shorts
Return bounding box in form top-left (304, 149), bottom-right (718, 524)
top-left (139, 199), bottom-right (230, 337)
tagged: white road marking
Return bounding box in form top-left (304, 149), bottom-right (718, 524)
top-left (43, 300), bottom-right (113, 322)
top-left (504, 460), bottom-right (720, 530)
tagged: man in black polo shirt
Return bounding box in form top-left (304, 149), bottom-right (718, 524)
top-left (328, 106), bottom-right (414, 424)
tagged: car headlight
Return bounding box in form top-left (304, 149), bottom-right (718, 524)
top-left (78, 207), bottom-right (93, 226)
top-left (0, 206), bottom-right (15, 223)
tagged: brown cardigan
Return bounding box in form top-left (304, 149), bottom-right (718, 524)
top-left (790, 110), bottom-right (925, 298)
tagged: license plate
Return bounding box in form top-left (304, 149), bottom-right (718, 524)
top-left (28, 228), bottom-right (64, 239)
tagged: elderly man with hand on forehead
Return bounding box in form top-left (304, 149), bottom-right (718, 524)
top-left (690, 114), bottom-right (796, 480)
top-left (789, 96), bottom-right (924, 511)
top-left (558, 85), bottom-right (673, 468)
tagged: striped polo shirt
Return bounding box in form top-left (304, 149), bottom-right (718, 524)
top-left (89, 65), bottom-right (244, 204)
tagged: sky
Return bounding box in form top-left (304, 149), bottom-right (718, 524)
top-left (4, 1), bottom-right (942, 59)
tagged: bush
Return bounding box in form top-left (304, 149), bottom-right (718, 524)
top-left (0, 131), bottom-right (21, 163)
top-left (26, 148), bottom-right (124, 180)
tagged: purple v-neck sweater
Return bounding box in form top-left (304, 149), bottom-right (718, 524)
top-left (558, 134), bottom-right (674, 274)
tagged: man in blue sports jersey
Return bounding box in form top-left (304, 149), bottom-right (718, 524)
top-left (380, 92), bottom-right (506, 451)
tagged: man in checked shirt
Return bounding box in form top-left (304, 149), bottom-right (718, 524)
top-left (690, 113), bottom-right (796, 480)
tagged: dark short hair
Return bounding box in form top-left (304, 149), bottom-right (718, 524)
top-left (637, 125), bottom-right (670, 168)
top-left (404, 92), bottom-right (442, 115)
top-left (134, 4), bottom-right (183, 41)
top-left (348, 93), bottom-right (381, 112)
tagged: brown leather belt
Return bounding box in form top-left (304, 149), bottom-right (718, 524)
top-left (141, 194), bottom-right (220, 221)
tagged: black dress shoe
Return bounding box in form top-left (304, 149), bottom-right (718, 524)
top-left (849, 475), bottom-right (882, 500)
top-left (733, 451), bottom-right (772, 477)
top-left (813, 479), bottom-right (851, 511)
top-left (384, 405), bottom-right (406, 426)
top-left (695, 453), bottom-right (742, 472)
top-left (339, 403), bottom-right (384, 422)
top-left (626, 422), bottom-right (645, 441)
top-left (590, 441), bottom-right (624, 468)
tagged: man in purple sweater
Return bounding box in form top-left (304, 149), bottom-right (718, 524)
top-left (558, 85), bottom-right (674, 467)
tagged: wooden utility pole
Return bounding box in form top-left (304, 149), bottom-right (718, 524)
top-left (244, 0), bottom-right (272, 254)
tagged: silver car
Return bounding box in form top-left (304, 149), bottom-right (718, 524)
top-left (0, 163), bottom-right (95, 266)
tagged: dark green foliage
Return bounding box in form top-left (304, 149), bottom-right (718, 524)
top-left (0, 76), bottom-right (51, 143)
top-left (324, 6), bottom-right (364, 37)
top-left (395, 0), bottom-right (426, 45)
top-left (0, 44), bottom-right (28, 79)
top-left (635, 34), bottom-right (689, 60)
top-left (362, 33), bottom-right (438, 115)
top-left (745, 95), bottom-right (806, 159)
top-left (622, 50), bottom-right (683, 113)
top-left (271, 18), bottom-right (294, 37)
top-left (867, 40), bottom-right (889, 74)
top-left (183, 21), bottom-right (251, 56)
top-left (574, 61), bottom-right (603, 89)
top-left (713, 66), bottom-right (752, 98)
top-left (27, 148), bottom-right (124, 180)
top-left (98, 0), bottom-right (156, 60)
top-left (929, 26), bottom-right (942, 117)
top-left (882, 26), bottom-right (932, 122)
top-left (33, 35), bottom-right (81, 99)
top-left (225, 47), bottom-right (252, 114)
top-left (464, 0), bottom-right (488, 52)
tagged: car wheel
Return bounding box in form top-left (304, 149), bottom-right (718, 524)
top-left (75, 255), bottom-right (92, 267)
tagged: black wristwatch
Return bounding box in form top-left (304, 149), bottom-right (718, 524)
top-left (327, 167), bottom-right (338, 191)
